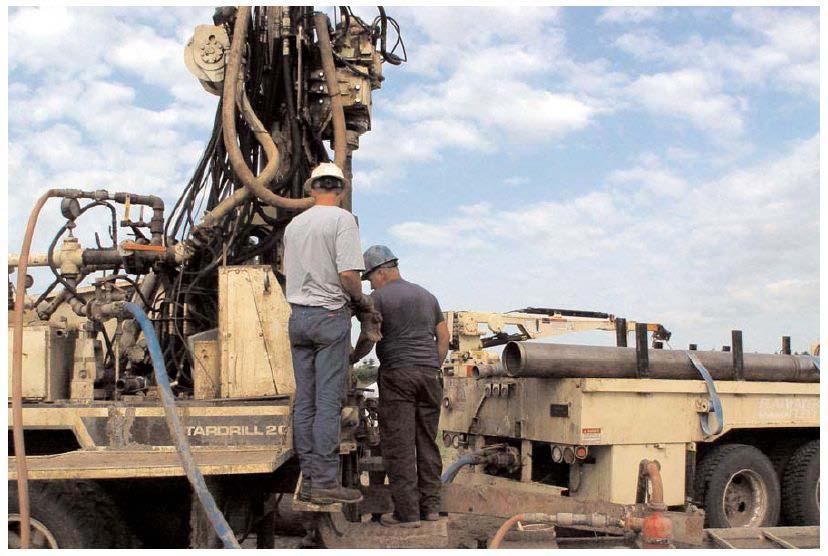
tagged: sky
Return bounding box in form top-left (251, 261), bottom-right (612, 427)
top-left (6, 6), bottom-right (820, 354)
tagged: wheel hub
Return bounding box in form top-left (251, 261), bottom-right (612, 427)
top-left (722, 468), bottom-right (768, 527)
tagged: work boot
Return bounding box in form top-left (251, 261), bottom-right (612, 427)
top-left (298, 478), bottom-right (312, 502)
top-left (310, 485), bottom-right (363, 505)
top-left (380, 514), bottom-right (422, 528)
top-left (421, 512), bottom-right (441, 522)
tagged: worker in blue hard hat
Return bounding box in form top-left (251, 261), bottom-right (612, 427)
top-left (351, 245), bottom-right (450, 528)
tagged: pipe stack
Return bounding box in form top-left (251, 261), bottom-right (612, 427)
top-left (502, 342), bottom-right (819, 383)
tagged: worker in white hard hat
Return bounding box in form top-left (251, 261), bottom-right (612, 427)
top-left (284, 162), bottom-right (381, 506)
top-left (351, 245), bottom-right (450, 528)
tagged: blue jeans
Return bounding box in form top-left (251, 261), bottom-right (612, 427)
top-left (289, 304), bottom-right (351, 488)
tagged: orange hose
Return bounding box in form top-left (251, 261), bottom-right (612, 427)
top-left (12, 189), bottom-right (59, 548)
top-left (488, 514), bottom-right (527, 549)
top-left (644, 460), bottom-right (665, 508)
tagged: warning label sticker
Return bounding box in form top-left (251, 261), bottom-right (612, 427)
top-left (581, 427), bottom-right (601, 442)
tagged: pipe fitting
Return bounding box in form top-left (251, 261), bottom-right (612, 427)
top-left (116, 375), bottom-right (148, 394)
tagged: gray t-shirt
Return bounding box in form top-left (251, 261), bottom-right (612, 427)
top-left (371, 279), bottom-right (445, 371)
top-left (284, 205), bottom-right (364, 309)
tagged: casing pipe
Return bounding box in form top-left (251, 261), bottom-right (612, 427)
top-left (503, 342), bottom-right (819, 382)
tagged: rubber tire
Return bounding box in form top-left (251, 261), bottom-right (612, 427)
top-left (694, 443), bottom-right (781, 528)
top-left (781, 440), bottom-right (819, 525)
top-left (766, 437), bottom-right (805, 478)
top-left (8, 480), bottom-right (136, 548)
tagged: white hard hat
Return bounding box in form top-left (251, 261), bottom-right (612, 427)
top-left (303, 162), bottom-right (346, 193)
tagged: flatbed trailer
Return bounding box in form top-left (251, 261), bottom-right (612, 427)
top-left (440, 372), bottom-right (819, 530)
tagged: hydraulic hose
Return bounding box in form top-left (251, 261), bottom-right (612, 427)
top-left (441, 453), bottom-right (484, 484)
top-left (488, 512), bottom-right (620, 549)
top-left (313, 12), bottom-right (352, 211)
top-left (11, 189), bottom-right (64, 548)
top-left (123, 302), bottom-right (240, 549)
top-left (222, 6), bottom-right (313, 211)
top-left (313, 13), bottom-right (347, 171)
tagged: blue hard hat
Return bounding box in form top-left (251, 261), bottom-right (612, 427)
top-left (362, 245), bottom-right (398, 280)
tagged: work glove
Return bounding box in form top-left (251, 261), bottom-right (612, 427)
top-left (351, 293), bottom-right (383, 343)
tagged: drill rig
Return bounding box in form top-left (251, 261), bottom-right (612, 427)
top-left (8, 6), bottom-right (404, 548)
top-left (8, 6), bottom-right (820, 550)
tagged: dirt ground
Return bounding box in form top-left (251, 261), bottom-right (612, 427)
top-left (241, 513), bottom-right (509, 549)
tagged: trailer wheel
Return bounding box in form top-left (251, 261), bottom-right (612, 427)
top-left (781, 440), bottom-right (819, 525)
top-left (695, 444), bottom-right (780, 528)
top-left (8, 480), bottom-right (135, 548)
top-left (767, 438), bottom-right (805, 478)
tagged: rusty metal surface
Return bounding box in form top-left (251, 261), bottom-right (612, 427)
top-left (7, 447), bottom-right (292, 480)
top-left (704, 526), bottom-right (820, 549)
top-left (440, 375), bottom-right (818, 506)
top-left (10, 400), bottom-right (292, 452)
top-left (6, 323), bottom-right (73, 401)
top-left (441, 473), bottom-right (627, 521)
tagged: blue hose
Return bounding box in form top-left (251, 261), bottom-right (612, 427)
top-left (441, 453), bottom-right (481, 484)
top-left (124, 302), bottom-right (240, 549)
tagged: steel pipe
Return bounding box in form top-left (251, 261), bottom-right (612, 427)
top-left (472, 363), bottom-right (506, 378)
top-left (502, 342), bottom-right (819, 383)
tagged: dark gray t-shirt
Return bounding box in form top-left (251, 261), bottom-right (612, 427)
top-left (371, 279), bottom-right (444, 371)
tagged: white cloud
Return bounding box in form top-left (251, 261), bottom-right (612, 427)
top-left (609, 160), bottom-right (688, 198)
top-left (8, 7), bottom-right (217, 261)
top-left (626, 70), bottom-right (746, 137)
top-left (614, 8), bottom-right (818, 96)
top-left (357, 7), bottom-right (613, 192)
top-left (389, 134), bottom-right (819, 351)
top-left (598, 7), bottom-right (661, 24)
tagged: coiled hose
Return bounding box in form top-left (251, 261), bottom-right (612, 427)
top-left (123, 302), bottom-right (240, 549)
top-left (221, 6), bottom-right (314, 212)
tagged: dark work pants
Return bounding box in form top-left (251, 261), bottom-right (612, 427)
top-left (289, 304), bottom-right (351, 489)
top-left (378, 367), bottom-right (443, 522)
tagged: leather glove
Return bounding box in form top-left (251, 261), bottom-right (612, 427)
top-left (351, 294), bottom-right (383, 343)
top-left (359, 309), bottom-right (383, 343)
top-left (351, 293), bottom-right (375, 314)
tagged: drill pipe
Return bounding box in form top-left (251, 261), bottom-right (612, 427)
top-left (502, 342), bottom-right (819, 382)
